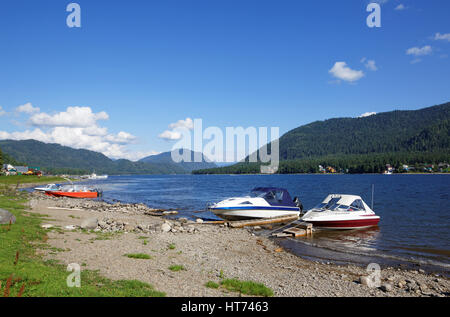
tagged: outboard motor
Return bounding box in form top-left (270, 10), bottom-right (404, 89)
top-left (293, 196), bottom-right (303, 213)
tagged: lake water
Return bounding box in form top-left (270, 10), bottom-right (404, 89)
top-left (83, 174), bottom-right (449, 274)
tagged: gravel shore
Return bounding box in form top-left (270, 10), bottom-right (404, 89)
top-left (29, 192), bottom-right (449, 297)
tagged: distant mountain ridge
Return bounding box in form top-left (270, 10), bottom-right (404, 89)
top-left (139, 149), bottom-right (216, 172)
top-left (0, 140), bottom-right (213, 174)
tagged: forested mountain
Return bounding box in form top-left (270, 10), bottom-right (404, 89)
top-left (139, 149), bottom-right (216, 172)
top-left (0, 140), bottom-right (186, 175)
top-left (277, 102), bottom-right (449, 160)
top-left (194, 102), bottom-right (450, 174)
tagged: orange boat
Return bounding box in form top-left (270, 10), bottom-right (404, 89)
top-left (45, 190), bottom-right (99, 198)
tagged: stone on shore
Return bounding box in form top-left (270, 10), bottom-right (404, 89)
top-left (161, 223), bottom-right (171, 232)
top-left (359, 276), bottom-right (371, 286)
top-left (0, 208), bottom-right (16, 224)
top-left (381, 283), bottom-right (393, 292)
top-left (195, 218), bottom-right (204, 224)
top-left (81, 217), bottom-right (98, 230)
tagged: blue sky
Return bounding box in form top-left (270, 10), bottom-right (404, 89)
top-left (0, 0), bottom-right (449, 161)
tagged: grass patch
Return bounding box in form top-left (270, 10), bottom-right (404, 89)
top-left (0, 187), bottom-right (164, 297)
top-left (0, 175), bottom-right (66, 186)
top-left (168, 243), bottom-right (176, 250)
top-left (168, 265), bottom-right (185, 272)
top-left (124, 253), bottom-right (152, 260)
top-left (220, 279), bottom-right (273, 297)
top-left (205, 281), bottom-right (220, 289)
top-left (90, 231), bottom-right (122, 241)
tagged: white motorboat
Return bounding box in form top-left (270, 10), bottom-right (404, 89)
top-left (34, 183), bottom-right (61, 192)
top-left (301, 194), bottom-right (380, 230)
top-left (87, 173), bottom-right (108, 180)
top-left (208, 187), bottom-right (302, 220)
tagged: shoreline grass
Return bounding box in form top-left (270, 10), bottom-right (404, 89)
top-left (220, 278), bottom-right (273, 297)
top-left (124, 253), bottom-right (152, 260)
top-left (168, 265), bottom-right (185, 272)
top-left (205, 281), bottom-right (220, 289)
top-left (0, 175), bottom-right (66, 185)
top-left (0, 185), bottom-right (164, 297)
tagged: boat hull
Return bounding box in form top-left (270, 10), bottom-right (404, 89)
top-left (209, 207), bottom-right (300, 221)
top-left (306, 217), bottom-right (380, 230)
top-left (45, 191), bottom-right (98, 199)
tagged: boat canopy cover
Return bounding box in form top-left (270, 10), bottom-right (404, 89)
top-left (321, 194), bottom-right (373, 212)
top-left (251, 187), bottom-right (296, 207)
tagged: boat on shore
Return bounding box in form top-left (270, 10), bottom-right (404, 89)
top-left (208, 187), bottom-right (302, 220)
top-left (301, 194), bottom-right (380, 230)
top-left (45, 185), bottom-right (101, 199)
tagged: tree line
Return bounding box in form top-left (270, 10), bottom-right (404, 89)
top-left (193, 151), bottom-right (450, 174)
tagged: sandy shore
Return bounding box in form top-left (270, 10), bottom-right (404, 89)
top-left (28, 192), bottom-right (449, 297)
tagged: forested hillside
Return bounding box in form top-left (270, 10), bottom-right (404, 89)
top-left (194, 102), bottom-right (450, 174)
top-left (0, 140), bottom-right (186, 175)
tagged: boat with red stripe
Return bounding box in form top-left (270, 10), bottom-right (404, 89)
top-left (301, 194), bottom-right (380, 230)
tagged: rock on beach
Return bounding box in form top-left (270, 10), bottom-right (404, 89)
top-left (81, 217), bottom-right (99, 230)
top-left (0, 208), bottom-right (16, 224)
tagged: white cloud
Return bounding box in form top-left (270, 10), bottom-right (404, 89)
top-left (359, 112), bottom-right (377, 118)
top-left (158, 130), bottom-right (182, 140)
top-left (16, 102), bottom-right (40, 114)
top-left (0, 106), bottom-right (5, 117)
top-left (406, 45), bottom-right (432, 56)
top-left (105, 131), bottom-right (137, 144)
top-left (169, 117), bottom-right (194, 130)
top-left (395, 4), bottom-right (406, 10)
top-left (159, 117), bottom-right (193, 140)
top-left (434, 32), bottom-right (450, 42)
top-left (30, 106), bottom-right (109, 127)
top-left (329, 62), bottom-right (364, 82)
top-left (361, 58), bottom-right (378, 71)
top-left (0, 104), bottom-right (154, 161)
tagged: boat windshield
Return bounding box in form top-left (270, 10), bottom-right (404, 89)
top-left (313, 198), bottom-right (365, 212)
top-left (250, 190), bottom-right (283, 201)
top-left (250, 190), bottom-right (269, 198)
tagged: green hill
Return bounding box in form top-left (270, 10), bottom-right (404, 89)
top-left (194, 102), bottom-right (450, 174)
top-left (278, 102), bottom-right (449, 160)
top-left (0, 140), bottom-right (186, 175)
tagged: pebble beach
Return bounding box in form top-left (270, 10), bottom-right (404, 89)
top-left (29, 192), bottom-right (450, 297)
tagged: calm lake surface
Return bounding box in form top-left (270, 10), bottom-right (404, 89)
top-left (85, 174), bottom-right (449, 274)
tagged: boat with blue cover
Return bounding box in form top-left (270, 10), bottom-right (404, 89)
top-left (208, 187), bottom-right (302, 220)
